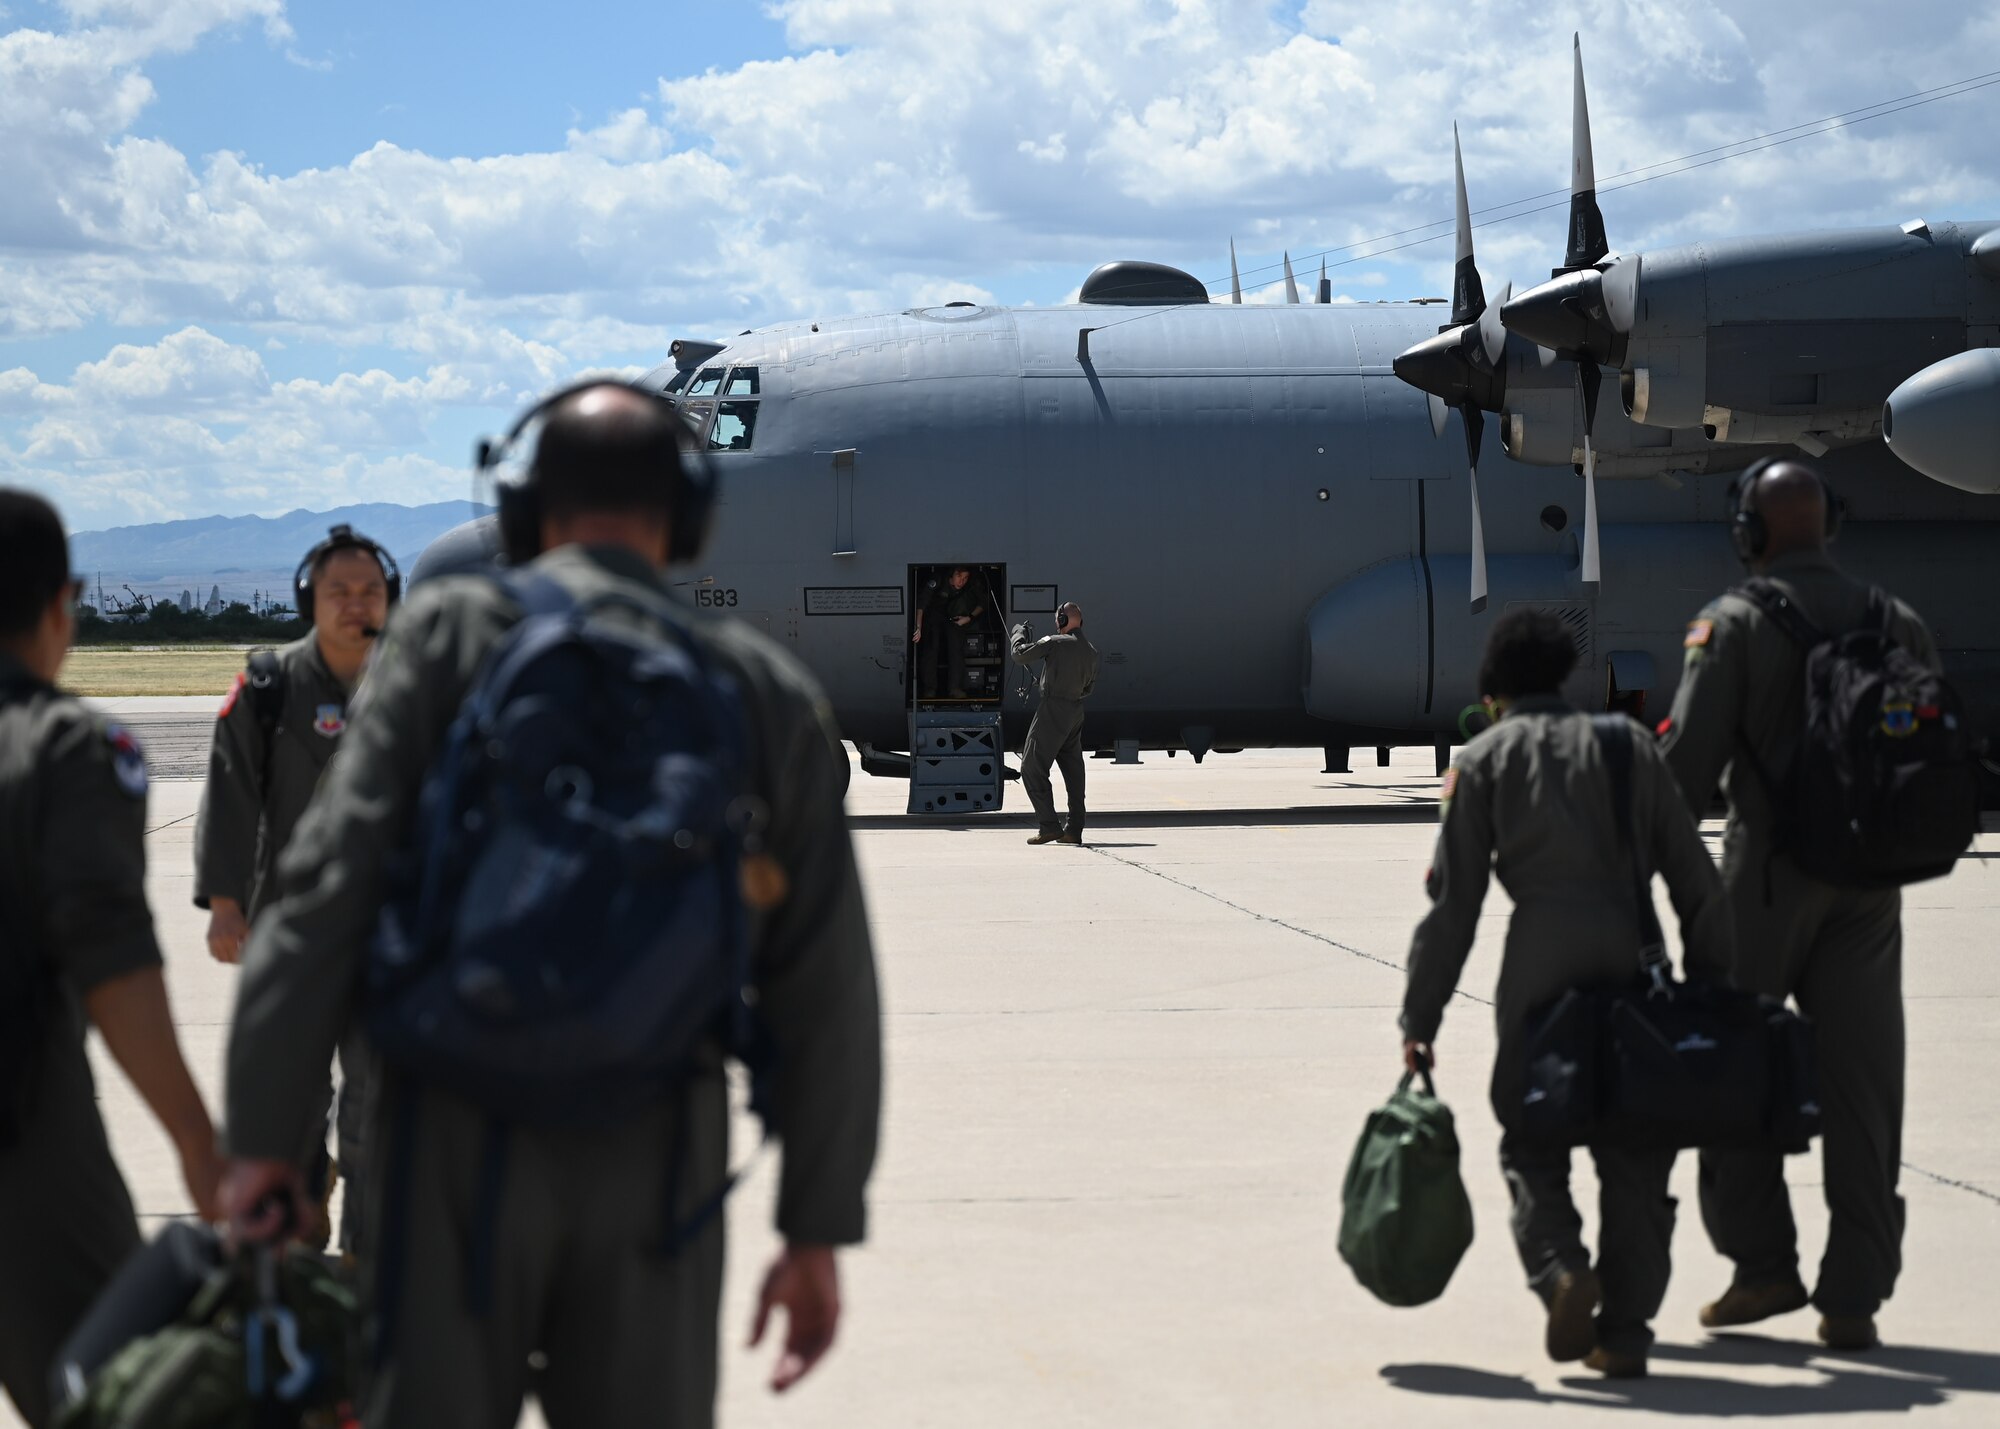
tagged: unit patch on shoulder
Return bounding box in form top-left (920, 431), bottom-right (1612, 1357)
top-left (313, 703), bottom-right (347, 739)
top-left (217, 671), bottom-right (247, 719)
top-left (1683, 619), bottom-right (1715, 649)
top-left (1880, 699), bottom-right (1917, 738)
top-left (105, 723), bottom-right (147, 798)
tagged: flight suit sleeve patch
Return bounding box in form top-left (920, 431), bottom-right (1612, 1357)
top-left (1683, 618), bottom-right (1715, 649)
top-left (105, 723), bottom-right (148, 798)
top-left (1439, 766), bottom-right (1459, 806)
top-left (217, 670), bottom-right (247, 718)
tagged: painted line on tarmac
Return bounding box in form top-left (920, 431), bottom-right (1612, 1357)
top-left (1083, 845), bottom-right (1492, 1009)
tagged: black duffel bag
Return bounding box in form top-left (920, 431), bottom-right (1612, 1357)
top-left (1518, 716), bottom-right (1820, 1155)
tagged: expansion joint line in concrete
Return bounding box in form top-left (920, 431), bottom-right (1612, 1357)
top-left (1082, 845), bottom-right (1492, 1009)
top-left (1900, 1161), bottom-right (2000, 1209)
top-left (145, 812), bottom-right (196, 836)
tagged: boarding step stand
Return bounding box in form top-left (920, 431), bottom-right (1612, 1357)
top-left (907, 710), bottom-right (1005, 815)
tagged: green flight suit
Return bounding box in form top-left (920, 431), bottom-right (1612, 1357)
top-left (0, 658), bottom-right (160, 1429)
top-left (1403, 698), bottom-right (1734, 1354)
top-left (193, 634), bottom-right (352, 919)
top-left (1010, 625), bottom-right (1099, 837)
top-left (225, 545), bottom-right (882, 1429)
top-left (193, 634), bottom-right (368, 1245)
top-left (1660, 549), bottom-right (1939, 1319)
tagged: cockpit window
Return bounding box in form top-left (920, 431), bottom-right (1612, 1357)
top-left (723, 367), bottom-right (760, 397)
top-left (687, 367), bottom-right (726, 397)
top-left (708, 401), bottom-right (758, 452)
top-left (663, 369), bottom-right (693, 394)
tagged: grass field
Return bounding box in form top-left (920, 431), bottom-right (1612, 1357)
top-left (62, 646), bottom-right (252, 696)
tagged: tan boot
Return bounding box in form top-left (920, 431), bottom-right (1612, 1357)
top-left (1583, 1346), bottom-right (1647, 1379)
top-left (1545, 1267), bottom-right (1602, 1363)
top-left (1700, 1277), bottom-right (1809, 1329)
top-left (1026, 830), bottom-right (1062, 846)
top-left (1818, 1314), bottom-right (1880, 1351)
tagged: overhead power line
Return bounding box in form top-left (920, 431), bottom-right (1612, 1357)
top-left (1219, 65), bottom-right (2000, 291)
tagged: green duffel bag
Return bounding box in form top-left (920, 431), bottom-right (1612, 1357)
top-left (1337, 1063), bottom-right (1475, 1307)
top-left (56, 1242), bottom-right (359, 1429)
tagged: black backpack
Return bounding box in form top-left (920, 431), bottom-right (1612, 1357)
top-left (367, 572), bottom-right (770, 1126)
top-left (1736, 578), bottom-right (1978, 889)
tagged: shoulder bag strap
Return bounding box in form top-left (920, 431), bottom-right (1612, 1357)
top-left (1591, 714), bottom-right (1670, 982)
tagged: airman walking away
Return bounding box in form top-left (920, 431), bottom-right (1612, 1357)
top-left (218, 383), bottom-right (882, 1428)
top-left (1660, 458), bottom-right (1958, 1352)
top-left (194, 523), bottom-right (398, 1251)
top-left (1401, 609), bottom-right (1733, 1378)
top-left (1011, 602), bottom-right (1098, 845)
top-left (0, 489), bottom-right (220, 1429)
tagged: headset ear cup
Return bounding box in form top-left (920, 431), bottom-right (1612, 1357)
top-left (497, 481), bottom-right (542, 565)
top-left (668, 439), bottom-right (717, 564)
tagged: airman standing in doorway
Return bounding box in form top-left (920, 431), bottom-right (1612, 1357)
top-left (915, 567), bottom-right (985, 699)
top-left (1011, 601), bottom-right (1098, 845)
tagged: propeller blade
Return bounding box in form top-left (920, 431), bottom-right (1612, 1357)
top-left (1470, 465), bottom-right (1490, 614)
top-left (1283, 251), bottom-right (1300, 304)
top-left (1478, 280), bottom-right (1511, 370)
top-left (1461, 401), bottom-right (1488, 613)
top-left (1230, 238), bottom-right (1243, 304)
top-left (1450, 124), bottom-right (1486, 329)
top-left (1578, 361), bottom-right (1603, 587)
top-left (1428, 391), bottom-right (1449, 438)
top-left (1581, 437), bottom-right (1602, 587)
top-left (1564, 34), bottom-right (1609, 270)
top-left (1318, 256), bottom-right (1331, 304)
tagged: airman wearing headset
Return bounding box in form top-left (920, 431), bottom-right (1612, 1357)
top-left (193, 523), bottom-right (398, 1250)
top-left (216, 381), bottom-right (882, 1427)
top-left (1659, 456), bottom-right (1939, 1353)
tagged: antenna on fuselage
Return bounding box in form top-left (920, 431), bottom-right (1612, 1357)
top-left (1229, 239), bottom-right (1243, 304)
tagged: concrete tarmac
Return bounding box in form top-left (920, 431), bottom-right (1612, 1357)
top-left (9, 703), bottom-right (1999, 1426)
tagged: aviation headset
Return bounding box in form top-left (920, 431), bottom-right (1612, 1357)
top-left (475, 379), bottom-right (716, 567)
top-left (1729, 456), bottom-right (1843, 565)
top-left (293, 525), bottom-right (403, 626)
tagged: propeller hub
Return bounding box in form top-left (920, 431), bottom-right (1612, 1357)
top-left (1499, 268), bottom-right (1627, 366)
top-left (1391, 326), bottom-right (1506, 412)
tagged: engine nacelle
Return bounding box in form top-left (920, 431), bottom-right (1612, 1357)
top-left (1497, 341), bottom-right (1719, 476)
top-left (1617, 223), bottom-right (1996, 439)
top-left (1883, 349), bottom-right (2000, 495)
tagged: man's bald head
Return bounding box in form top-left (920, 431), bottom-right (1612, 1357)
top-left (1741, 459), bottom-right (1833, 566)
top-left (530, 382), bottom-right (688, 521)
top-left (1058, 602), bottom-right (1082, 631)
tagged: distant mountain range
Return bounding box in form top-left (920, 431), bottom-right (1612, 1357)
top-left (71, 501), bottom-right (495, 605)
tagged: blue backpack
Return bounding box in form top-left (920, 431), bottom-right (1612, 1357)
top-left (367, 572), bottom-right (770, 1128)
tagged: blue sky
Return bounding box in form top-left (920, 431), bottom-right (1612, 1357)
top-left (3, 0), bottom-right (1996, 531)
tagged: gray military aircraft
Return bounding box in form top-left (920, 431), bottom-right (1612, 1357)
top-left (421, 39), bottom-right (2000, 815)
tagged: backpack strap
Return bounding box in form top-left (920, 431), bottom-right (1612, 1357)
top-left (1732, 577), bottom-right (1826, 649)
top-left (245, 648), bottom-right (285, 794)
top-left (1591, 714), bottom-right (1670, 981)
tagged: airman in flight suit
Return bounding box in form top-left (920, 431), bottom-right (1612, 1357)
top-left (218, 386), bottom-right (881, 1429)
top-left (1660, 459), bottom-right (1939, 1351)
top-left (1403, 608), bottom-right (1733, 1378)
top-left (0, 489), bottom-right (219, 1429)
top-left (1011, 602), bottom-right (1098, 845)
top-left (195, 525), bottom-right (395, 1248)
